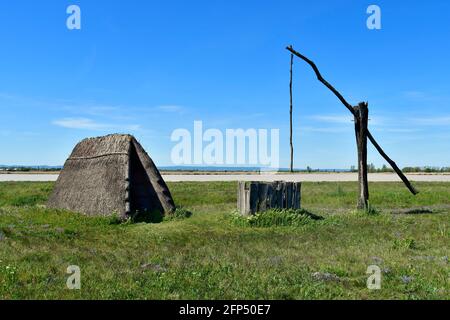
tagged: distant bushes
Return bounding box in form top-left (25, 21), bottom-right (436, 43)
top-left (350, 164), bottom-right (450, 173)
top-left (402, 166), bottom-right (450, 173)
top-left (0, 166), bottom-right (61, 172)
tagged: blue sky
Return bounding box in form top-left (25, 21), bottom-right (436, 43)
top-left (0, 0), bottom-right (449, 168)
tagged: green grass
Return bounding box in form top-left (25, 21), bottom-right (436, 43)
top-left (230, 208), bottom-right (323, 227)
top-left (0, 181), bottom-right (449, 299)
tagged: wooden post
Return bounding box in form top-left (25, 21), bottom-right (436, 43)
top-left (289, 49), bottom-right (294, 173)
top-left (354, 102), bottom-right (369, 209)
top-left (237, 181), bottom-right (301, 216)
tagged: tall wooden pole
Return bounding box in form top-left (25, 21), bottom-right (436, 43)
top-left (354, 102), bottom-right (369, 209)
top-left (289, 49), bottom-right (294, 173)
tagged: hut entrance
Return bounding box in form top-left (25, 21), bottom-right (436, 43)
top-left (129, 142), bottom-right (163, 215)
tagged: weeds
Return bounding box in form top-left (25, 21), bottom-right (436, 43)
top-left (393, 238), bottom-right (417, 250)
top-left (365, 202), bottom-right (380, 215)
top-left (164, 207), bottom-right (193, 222)
top-left (230, 208), bottom-right (323, 228)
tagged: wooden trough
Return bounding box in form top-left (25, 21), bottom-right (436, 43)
top-left (237, 181), bottom-right (301, 216)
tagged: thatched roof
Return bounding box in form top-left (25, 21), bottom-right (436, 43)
top-left (48, 134), bottom-right (175, 218)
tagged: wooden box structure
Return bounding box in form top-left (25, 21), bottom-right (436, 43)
top-left (237, 181), bottom-right (301, 216)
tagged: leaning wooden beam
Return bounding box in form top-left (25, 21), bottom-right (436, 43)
top-left (286, 46), bottom-right (418, 195)
top-left (367, 131), bottom-right (418, 195)
top-left (286, 46), bottom-right (355, 116)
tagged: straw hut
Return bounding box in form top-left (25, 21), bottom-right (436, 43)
top-left (48, 134), bottom-right (175, 218)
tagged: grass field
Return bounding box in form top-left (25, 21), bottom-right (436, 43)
top-left (0, 181), bottom-right (448, 299)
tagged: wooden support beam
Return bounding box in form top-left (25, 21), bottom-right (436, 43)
top-left (367, 131), bottom-right (419, 195)
top-left (354, 102), bottom-right (369, 209)
top-left (286, 46), bottom-right (418, 195)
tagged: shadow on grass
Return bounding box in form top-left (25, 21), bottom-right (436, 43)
top-left (132, 210), bottom-right (164, 223)
top-left (109, 207), bottom-right (194, 224)
top-left (392, 207), bottom-right (434, 215)
top-left (108, 210), bottom-right (163, 225)
top-left (301, 209), bottom-right (325, 221)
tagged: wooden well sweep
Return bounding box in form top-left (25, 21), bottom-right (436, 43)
top-left (286, 46), bottom-right (418, 209)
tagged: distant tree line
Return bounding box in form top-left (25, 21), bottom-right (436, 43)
top-left (0, 166), bottom-right (61, 172)
top-left (350, 164), bottom-right (393, 173)
top-left (1, 165), bottom-right (449, 173)
top-left (402, 166), bottom-right (450, 173)
top-left (350, 165), bottom-right (450, 173)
